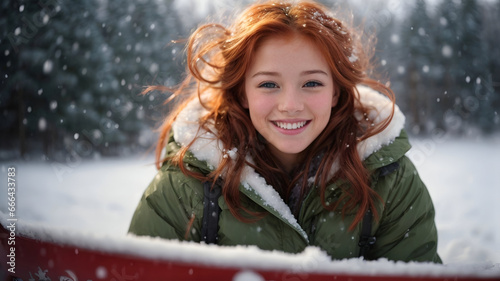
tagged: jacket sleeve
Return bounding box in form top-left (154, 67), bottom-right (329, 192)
top-left (370, 156), bottom-right (442, 263)
top-left (128, 165), bottom-right (204, 242)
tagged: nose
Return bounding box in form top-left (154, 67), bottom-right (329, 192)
top-left (278, 88), bottom-right (303, 114)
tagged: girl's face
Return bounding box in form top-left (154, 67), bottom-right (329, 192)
top-left (244, 34), bottom-right (338, 171)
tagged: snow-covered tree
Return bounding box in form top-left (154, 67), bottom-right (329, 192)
top-left (0, 0), bottom-right (187, 158)
top-left (433, 0), bottom-right (495, 134)
top-left (1, 0), bottom-right (112, 158)
top-left (484, 0), bottom-right (500, 129)
top-left (97, 0), bottom-right (184, 154)
top-left (399, 0), bottom-right (436, 134)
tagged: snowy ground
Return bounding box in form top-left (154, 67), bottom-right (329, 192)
top-left (1, 135), bottom-right (499, 272)
top-left (406, 134), bottom-right (500, 265)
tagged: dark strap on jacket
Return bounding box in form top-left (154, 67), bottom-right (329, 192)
top-left (358, 161), bottom-right (400, 259)
top-left (201, 180), bottom-right (222, 244)
top-left (378, 162), bottom-right (400, 177)
top-left (358, 208), bottom-right (376, 258)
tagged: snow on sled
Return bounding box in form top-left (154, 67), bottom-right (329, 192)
top-left (1, 217), bottom-right (499, 281)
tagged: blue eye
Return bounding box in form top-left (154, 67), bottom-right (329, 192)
top-left (258, 82), bottom-right (278, 88)
top-left (304, 81), bottom-right (323, 87)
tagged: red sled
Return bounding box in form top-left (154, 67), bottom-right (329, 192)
top-left (1, 220), bottom-right (499, 281)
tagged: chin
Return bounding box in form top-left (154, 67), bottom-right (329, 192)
top-left (276, 146), bottom-right (308, 155)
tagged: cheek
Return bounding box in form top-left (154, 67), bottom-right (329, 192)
top-left (245, 92), bottom-right (273, 117)
top-left (248, 102), bottom-right (271, 124)
top-left (308, 96), bottom-right (334, 128)
top-left (310, 95), bottom-right (334, 114)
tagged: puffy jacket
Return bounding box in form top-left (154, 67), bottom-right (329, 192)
top-left (128, 86), bottom-right (442, 263)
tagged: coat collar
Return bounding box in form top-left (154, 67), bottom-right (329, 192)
top-left (171, 85), bottom-right (405, 241)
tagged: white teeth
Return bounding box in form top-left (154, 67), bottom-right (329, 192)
top-left (275, 121), bottom-right (307, 130)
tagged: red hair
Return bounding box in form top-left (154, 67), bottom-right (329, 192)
top-left (147, 0), bottom-right (395, 230)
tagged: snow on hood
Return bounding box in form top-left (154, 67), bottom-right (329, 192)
top-left (171, 85), bottom-right (405, 239)
top-left (355, 85), bottom-right (405, 160)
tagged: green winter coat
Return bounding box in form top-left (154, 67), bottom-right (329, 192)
top-left (129, 86), bottom-right (441, 263)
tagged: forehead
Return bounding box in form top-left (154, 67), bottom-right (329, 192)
top-left (248, 33), bottom-right (330, 73)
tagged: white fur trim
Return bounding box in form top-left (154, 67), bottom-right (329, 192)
top-left (355, 85), bottom-right (405, 160)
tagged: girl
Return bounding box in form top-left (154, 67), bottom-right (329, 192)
top-left (129, 0), bottom-right (441, 263)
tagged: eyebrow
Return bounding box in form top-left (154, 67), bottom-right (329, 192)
top-left (301, 70), bottom-right (329, 76)
top-left (251, 71), bottom-right (279, 78)
top-left (251, 70), bottom-right (329, 78)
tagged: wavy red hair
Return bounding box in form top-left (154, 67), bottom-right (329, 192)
top-left (147, 0), bottom-right (395, 230)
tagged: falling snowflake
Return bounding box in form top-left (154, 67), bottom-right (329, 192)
top-left (441, 45), bottom-right (452, 58)
top-left (43, 60), bottom-right (53, 74)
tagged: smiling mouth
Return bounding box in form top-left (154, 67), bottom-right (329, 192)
top-left (273, 121), bottom-right (309, 130)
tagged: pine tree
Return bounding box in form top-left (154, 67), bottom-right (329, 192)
top-left (0, 0), bottom-right (29, 158)
top-left (0, 0), bottom-right (111, 159)
top-left (433, 0), bottom-right (464, 133)
top-left (399, 0), bottom-right (435, 134)
top-left (488, 1), bottom-right (500, 129)
top-left (1, 0), bottom-right (187, 159)
top-left (98, 0), bottom-right (184, 155)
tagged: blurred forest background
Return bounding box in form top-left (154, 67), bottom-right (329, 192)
top-left (1, 0), bottom-right (499, 161)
